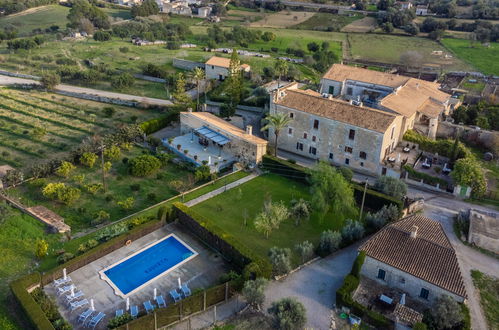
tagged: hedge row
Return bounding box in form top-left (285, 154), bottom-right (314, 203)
top-left (262, 155), bottom-right (402, 211)
top-left (10, 273), bottom-right (54, 330)
top-left (403, 130), bottom-right (472, 160)
top-left (336, 251), bottom-right (392, 329)
top-left (139, 110), bottom-right (180, 135)
top-left (402, 164), bottom-right (449, 189)
top-left (173, 202), bottom-right (272, 279)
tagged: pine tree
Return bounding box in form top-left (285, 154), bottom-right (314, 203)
top-left (222, 49), bottom-right (243, 118)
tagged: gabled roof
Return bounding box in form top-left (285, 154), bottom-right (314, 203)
top-left (322, 64), bottom-right (410, 88)
top-left (359, 214), bottom-right (467, 298)
top-left (206, 56), bottom-right (231, 68)
top-left (275, 89), bottom-right (398, 133)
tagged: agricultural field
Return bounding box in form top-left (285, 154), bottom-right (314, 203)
top-left (0, 88), bottom-right (162, 169)
top-left (192, 173), bottom-right (355, 266)
top-left (341, 16), bottom-right (377, 32)
top-left (250, 11), bottom-right (312, 28)
top-left (348, 34), bottom-right (473, 71)
top-left (441, 38), bottom-right (499, 76)
top-left (294, 12), bottom-right (364, 31)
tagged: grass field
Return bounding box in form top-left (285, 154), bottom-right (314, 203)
top-left (0, 88), bottom-right (162, 170)
top-left (250, 11), bottom-right (312, 28)
top-left (348, 34), bottom-right (473, 71)
top-left (192, 174), bottom-right (356, 265)
top-left (471, 270), bottom-right (499, 329)
top-left (441, 38), bottom-right (499, 76)
top-left (341, 17), bottom-right (377, 32)
top-left (294, 12), bottom-right (364, 31)
top-left (0, 5), bottom-right (69, 36)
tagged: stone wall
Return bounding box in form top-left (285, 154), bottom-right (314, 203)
top-left (361, 256), bottom-right (465, 305)
top-left (0, 70), bottom-right (39, 80)
top-left (173, 58), bottom-right (204, 71)
top-left (56, 90), bottom-right (138, 107)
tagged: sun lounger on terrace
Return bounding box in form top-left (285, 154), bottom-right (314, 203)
top-left (170, 289), bottom-right (181, 303)
top-left (181, 284), bottom-right (191, 297)
top-left (54, 276), bottom-right (71, 287)
top-left (65, 291), bottom-right (84, 304)
top-left (77, 309), bottom-right (93, 324)
top-left (130, 305), bottom-right (138, 319)
top-left (87, 312), bottom-right (105, 329)
top-left (57, 285), bottom-right (74, 296)
top-left (144, 300), bottom-right (155, 314)
top-left (70, 298), bottom-right (89, 312)
top-left (115, 309), bottom-right (124, 317)
top-left (155, 295), bottom-right (166, 308)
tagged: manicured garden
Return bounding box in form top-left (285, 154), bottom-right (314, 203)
top-left (0, 88), bottom-right (162, 169)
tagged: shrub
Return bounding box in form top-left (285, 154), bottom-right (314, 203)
top-left (317, 230), bottom-right (341, 256)
top-left (338, 166), bottom-right (353, 182)
top-left (84, 183), bottom-right (103, 195)
top-left (431, 295), bottom-right (463, 329)
top-left (350, 251), bottom-right (365, 277)
top-left (117, 197), bottom-right (135, 210)
top-left (57, 252), bottom-right (75, 264)
top-left (55, 161), bottom-right (76, 178)
top-left (104, 106), bottom-right (116, 118)
top-left (130, 183), bottom-right (141, 191)
top-left (268, 297), bottom-right (307, 330)
top-left (80, 152), bottom-right (98, 168)
top-left (294, 241), bottom-right (314, 263)
top-left (268, 247), bottom-right (292, 276)
top-left (108, 313), bottom-right (133, 329)
top-left (104, 145), bottom-right (121, 160)
top-left (374, 176), bottom-right (407, 199)
top-left (129, 155), bottom-right (161, 176)
top-left (341, 219), bottom-right (365, 244)
top-left (413, 323), bottom-right (427, 330)
top-left (139, 111), bottom-right (180, 134)
top-left (42, 182), bottom-right (81, 205)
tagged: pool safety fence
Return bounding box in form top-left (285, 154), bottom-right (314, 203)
top-left (117, 281), bottom-right (234, 330)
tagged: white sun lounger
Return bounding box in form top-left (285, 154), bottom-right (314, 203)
top-left (70, 298), bottom-right (89, 312)
top-left (54, 276), bottom-right (72, 287)
top-left (57, 285), bottom-right (74, 296)
top-left (77, 309), bottom-right (93, 323)
top-left (87, 312), bottom-right (105, 329)
top-left (65, 291), bottom-right (84, 304)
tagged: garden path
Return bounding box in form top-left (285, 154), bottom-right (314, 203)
top-left (184, 173), bottom-right (259, 207)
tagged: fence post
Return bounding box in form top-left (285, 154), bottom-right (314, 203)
top-left (180, 300), bottom-right (183, 320)
top-left (225, 282), bottom-right (229, 301)
top-left (154, 311), bottom-right (157, 330)
top-left (203, 291), bottom-right (207, 311)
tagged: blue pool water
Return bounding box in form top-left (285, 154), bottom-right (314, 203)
top-left (104, 236), bottom-right (196, 295)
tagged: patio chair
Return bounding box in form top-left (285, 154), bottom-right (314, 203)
top-left (57, 285), bottom-right (74, 296)
top-left (87, 312), bottom-right (105, 329)
top-left (77, 309), bottom-right (93, 324)
top-left (143, 300), bottom-right (155, 314)
top-left (170, 289), bottom-right (181, 303)
top-left (70, 298), bottom-right (89, 312)
top-left (65, 290), bottom-right (84, 304)
top-left (155, 295), bottom-right (166, 308)
top-left (130, 305), bottom-right (138, 319)
top-left (181, 284), bottom-right (191, 297)
top-left (54, 276), bottom-right (71, 287)
top-left (115, 309), bottom-right (124, 317)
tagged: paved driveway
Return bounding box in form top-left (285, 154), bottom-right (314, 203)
top-left (263, 244), bottom-right (359, 330)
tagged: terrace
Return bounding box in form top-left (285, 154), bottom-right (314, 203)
top-left (45, 223), bottom-right (229, 329)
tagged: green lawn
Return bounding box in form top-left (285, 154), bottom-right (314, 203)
top-left (471, 270), bottom-right (499, 329)
top-left (442, 38), bottom-right (499, 76)
top-left (293, 12), bottom-right (363, 31)
top-left (460, 80), bottom-right (486, 94)
top-left (191, 174), bottom-right (355, 265)
top-left (0, 5), bottom-right (70, 36)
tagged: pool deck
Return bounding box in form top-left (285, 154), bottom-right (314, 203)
top-left (45, 223), bottom-right (230, 329)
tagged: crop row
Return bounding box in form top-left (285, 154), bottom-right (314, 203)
top-left (0, 126), bottom-right (63, 151)
top-left (0, 138), bottom-right (43, 158)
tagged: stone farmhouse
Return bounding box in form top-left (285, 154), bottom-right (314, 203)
top-left (205, 56), bottom-right (251, 81)
top-left (359, 214), bottom-right (467, 305)
top-left (270, 84), bottom-right (404, 176)
top-left (464, 209), bottom-right (499, 254)
top-left (319, 64), bottom-right (459, 139)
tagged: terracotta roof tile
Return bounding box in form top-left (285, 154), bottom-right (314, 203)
top-left (205, 56), bottom-right (250, 70)
top-left (359, 214), bottom-right (467, 298)
top-left (322, 64), bottom-right (410, 88)
top-left (275, 89), bottom-right (398, 133)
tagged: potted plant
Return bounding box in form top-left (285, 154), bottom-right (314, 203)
top-left (177, 144), bottom-right (181, 150)
top-left (168, 137), bottom-right (174, 145)
top-left (194, 155), bottom-right (198, 161)
top-left (184, 149), bottom-right (189, 155)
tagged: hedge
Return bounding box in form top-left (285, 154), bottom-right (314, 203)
top-left (139, 111), bottom-right (180, 135)
top-left (403, 130), bottom-right (472, 160)
top-left (262, 155), bottom-right (402, 211)
top-left (173, 202), bottom-right (272, 279)
top-left (10, 273), bottom-right (54, 330)
top-left (336, 252), bottom-right (392, 329)
top-left (402, 164), bottom-right (448, 189)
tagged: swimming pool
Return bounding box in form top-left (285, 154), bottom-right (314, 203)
top-left (100, 234), bottom-right (198, 297)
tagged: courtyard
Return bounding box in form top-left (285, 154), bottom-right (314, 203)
top-left (45, 223), bottom-right (229, 329)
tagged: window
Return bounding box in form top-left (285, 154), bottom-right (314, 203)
top-left (313, 119), bottom-right (319, 130)
top-left (347, 87), bottom-right (353, 96)
top-left (329, 153), bottom-right (334, 160)
top-left (360, 162), bottom-right (364, 167)
top-left (391, 126), bottom-right (395, 139)
top-left (359, 151), bottom-right (367, 159)
top-left (312, 136), bottom-right (317, 142)
top-left (349, 129), bottom-right (355, 140)
top-left (345, 158), bottom-right (350, 165)
top-left (309, 146), bottom-right (317, 155)
top-left (377, 269), bottom-right (386, 280)
top-left (288, 127), bottom-right (293, 135)
top-left (296, 142), bottom-right (303, 151)
top-left (289, 112), bottom-right (294, 119)
top-left (344, 146), bottom-right (353, 153)
top-left (303, 132), bottom-right (308, 139)
top-left (420, 288), bottom-right (429, 300)
top-left (382, 167), bottom-right (387, 175)
top-left (328, 86), bottom-right (335, 94)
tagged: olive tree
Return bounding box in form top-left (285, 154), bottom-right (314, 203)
top-left (268, 298), bottom-right (307, 330)
top-left (242, 278), bottom-right (268, 311)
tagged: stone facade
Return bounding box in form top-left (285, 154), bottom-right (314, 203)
top-left (361, 256), bottom-right (465, 305)
top-left (205, 64), bottom-right (230, 81)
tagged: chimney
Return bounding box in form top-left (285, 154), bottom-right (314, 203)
top-left (246, 125), bottom-right (253, 135)
top-left (410, 225), bottom-right (419, 238)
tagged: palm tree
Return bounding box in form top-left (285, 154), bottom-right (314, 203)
top-left (261, 113), bottom-right (292, 156)
top-left (191, 67), bottom-right (205, 111)
top-left (274, 59), bottom-right (288, 89)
